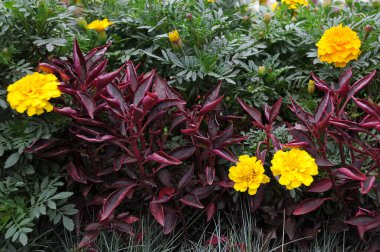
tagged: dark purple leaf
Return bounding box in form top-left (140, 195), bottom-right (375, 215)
top-left (203, 81), bottom-right (222, 105)
top-left (77, 91), bottom-right (96, 119)
top-left (337, 68), bottom-right (352, 95)
top-left (156, 146), bottom-right (196, 172)
top-left (285, 218), bottom-right (296, 240)
top-left (54, 107), bottom-right (79, 117)
top-left (146, 151), bottom-right (182, 165)
top-left (205, 166), bottom-right (215, 185)
top-left (293, 198), bottom-right (331, 215)
top-left (269, 97), bottom-right (282, 123)
top-left (66, 160), bottom-right (86, 183)
top-left (163, 212), bottom-right (177, 234)
top-left (341, 70), bottom-right (376, 112)
top-left (307, 179), bottom-right (333, 193)
top-left (311, 72), bottom-right (330, 93)
top-left (100, 184), bottom-right (137, 221)
top-left (79, 230), bottom-right (99, 248)
top-left (113, 222), bottom-right (134, 235)
top-left (150, 202), bottom-right (164, 226)
top-left (353, 98), bottom-right (380, 119)
top-left (93, 67), bottom-right (123, 91)
top-left (315, 93), bottom-right (331, 122)
top-left (237, 97), bottom-right (263, 126)
top-left (178, 165), bottom-right (194, 190)
top-left (336, 167), bottom-right (367, 181)
top-left (73, 39), bottom-right (87, 81)
top-left (212, 148), bottom-right (237, 163)
top-left (361, 176), bottom-right (376, 195)
top-left (206, 203), bottom-right (216, 222)
top-left (86, 59), bottom-right (108, 84)
top-left (345, 215), bottom-right (379, 226)
top-left (133, 70), bottom-right (155, 106)
top-left (213, 124), bottom-right (233, 148)
top-left (199, 96), bottom-right (224, 115)
top-left (180, 194), bottom-right (205, 209)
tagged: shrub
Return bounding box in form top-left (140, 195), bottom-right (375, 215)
top-left (237, 68), bottom-right (379, 249)
top-left (27, 41), bottom-right (246, 247)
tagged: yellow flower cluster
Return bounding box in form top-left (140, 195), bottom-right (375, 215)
top-left (86, 18), bottom-right (113, 32)
top-left (316, 24), bottom-right (361, 68)
top-left (168, 30), bottom-right (180, 43)
top-left (228, 155), bottom-right (270, 195)
top-left (7, 72), bottom-right (61, 116)
top-left (281, 0), bottom-right (308, 9)
top-left (270, 149), bottom-right (318, 190)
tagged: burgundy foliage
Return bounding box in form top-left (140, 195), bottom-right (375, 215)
top-left (26, 41), bottom-right (245, 246)
top-left (238, 68), bottom-right (379, 245)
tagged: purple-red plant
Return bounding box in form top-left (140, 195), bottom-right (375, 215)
top-left (26, 41), bottom-right (245, 247)
top-left (237, 68), bottom-right (379, 248)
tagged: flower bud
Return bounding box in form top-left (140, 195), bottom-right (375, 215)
top-left (308, 80), bottom-right (315, 94)
top-left (364, 24), bottom-right (373, 34)
top-left (258, 66), bottom-right (266, 76)
top-left (242, 15), bottom-right (250, 24)
top-left (263, 13), bottom-right (271, 25)
top-left (76, 17), bottom-right (87, 29)
top-left (186, 13), bottom-right (193, 20)
top-left (98, 30), bottom-right (108, 43)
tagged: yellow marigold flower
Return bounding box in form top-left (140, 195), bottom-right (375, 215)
top-left (168, 30), bottom-right (180, 43)
top-left (270, 149), bottom-right (318, 190)
top-left (7, 72), bottom-right (61, 116)
top-left (228, 155), bottom-right (270, 195)
top-left (316, 24), bottom-right (361, 68)
top-left (281, 0), bottom-right (308, 9)
top-left (86, 18), bottom-right (113, 32)
top-left (208, 0), bottom-right (215, 2)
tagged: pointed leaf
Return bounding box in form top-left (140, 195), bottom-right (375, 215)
top-left (212, 148), bottom-right (237, 163)
top-left (337, 68), bottom-right (352, 95)
top-left (206, 203), bottom-right (216, 222)
top-left (336, 167), bottom-right (367, 181)
top-left (78, 230), bottom-right (99, 248)
top-left (199, 96), bottom-right (224, 115)
top-left (307, 179), bottom-right (333, 193)
top-left (100, 184), bottom-right (137, 221)
top-left (77, 91), bottom-right (96, 119)
top-left (93, 67), bottom-right (123, 91)
top-left (163, 212), bottom-right (177, 234)
top-left (237, 97), bottom-right (263, 126)
top-left (150, 202), bottom-right (164, 226)
top-left (293, 198), bottom-right (331, 215)
top-left (178, 165), bottom-right (194, 190)
top-left (146, 151), bottom-right (182, 165)
top-left (361, 176), bottom-right (376, 195)
top-left (269, 97), bottom-right (282, 123)
top-left (73, 39), bottom-right (87, 81)
top-left (133, 70), bottom-right (155, 106)
top-left (180, 194), bottom-right (205, 209)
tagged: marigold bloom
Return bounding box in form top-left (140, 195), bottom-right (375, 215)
top-left (86, 18), bottom-right (113, 32)
top-left (208, 0), bottom-right (215, 2)
top-left (316, 24), bottom-right (361, 68)
top-left (270, 149), bottom-right (318, 190)
top-left (281, 0), bottom-right (308, 9)
top-left (7, 72), bottom-right (61, 116)
top-left (168, 30), bottom-right (180, 43)
top-left (228, 155), bottom-right (270, 195)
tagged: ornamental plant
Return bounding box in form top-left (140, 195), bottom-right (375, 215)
top-left (316, 24), bottom-right (361, 68)
top-left (7, 72), bottom-right (61, 116)
top-left (27, 41), bottom-right (246, 247)
top-left (237, 68), bottom-right (379, 248)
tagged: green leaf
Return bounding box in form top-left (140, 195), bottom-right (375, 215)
top-left (47, 200), bottom-right (56, 209)
top-left (5, 225), bottom-right (17, 239)
top-left (62, 216), bottom-right (74, 231)
top-left (4, 152), bottom-right (20, 168)
top-left (19, 232), bottom-right (28, 246)
top-left (51, 192), bottom-right (73, 200)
